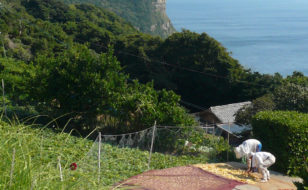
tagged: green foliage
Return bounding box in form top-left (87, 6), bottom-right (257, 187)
top-left (285, 71), bottom-right (308, 86)
top-left (273, 82), bottom-right (308, 113)
top-left (110, 80), bottom-right (195, 132)
top-left (235, 72), bottom-right (308, 125)
top-left (252, 111), bottom-right (308, 186)
top-left (0, 120), bottom-right (207, 189)
top-left (0, 0), bottom-right (137, 59)
top-left (32, 45), bottom-right (126, 118)
top-left (235, 94), bottom-right (275, 125)
top-left (1, 0), bottom-right (287, 114)
top-left (154, 126), bottom-right (231, 162)
top-left (0, 57), bottom-right (35, 103)
top-left (115, 30), bottom-right (283, 109)
top-left (25, 44), bottom-right (194, 132)
top-left (61, 0), bottom-right (176, 38)
top-left (0, 0), bottom-right (300, 133)
top-left (114, 33), bottom-right (163, 82)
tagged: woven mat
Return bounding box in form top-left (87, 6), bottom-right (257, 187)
top-left (115, 165), bottom-right (244, 190)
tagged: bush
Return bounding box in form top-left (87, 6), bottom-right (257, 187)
top-left (154, 126), bottom-right (231, 162)
top-left (252, 111), bottom-right (308, 186)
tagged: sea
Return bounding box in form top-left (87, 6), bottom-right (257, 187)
top-left (166, 0), bottom-right (308, 76)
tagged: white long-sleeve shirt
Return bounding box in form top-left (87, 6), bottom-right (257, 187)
top-left (238, 139), bottom-right (261, 158)
top-left (251, 152), bottom-right (275, 168)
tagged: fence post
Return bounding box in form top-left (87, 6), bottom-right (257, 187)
top-left (0, 32), bottom-right (6, 58)
top-left (2, 79), bottom-right (6, 117)
top-left (58, 156), bottom-right (63, 182)
top-left (227, 122), bottom-right (231, 161)
top-left (98, 132), bottom-right (101, 184)
top-left (148, 121), bottom-right (156, 169)
top-left (9, 148), bottom-right (16, 187)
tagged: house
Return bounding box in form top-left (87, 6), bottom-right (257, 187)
top-left (193, 101), bottom-right (252, 141)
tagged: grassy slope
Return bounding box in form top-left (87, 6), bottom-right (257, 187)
top-left (0, 121), bottom-right (207, 189)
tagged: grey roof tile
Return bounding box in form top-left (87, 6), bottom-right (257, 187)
top-left (209, 101), bottom-right (251, 123)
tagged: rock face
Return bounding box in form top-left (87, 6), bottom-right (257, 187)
top-left (150, 0), bottom-right (175, 37)
top-left (62, 0), bottom-right (176, 38)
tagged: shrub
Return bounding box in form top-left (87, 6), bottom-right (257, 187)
top-left (154, 126), bottom-right (231, 162)
top-left (252, 111), bottom-right (308, 186)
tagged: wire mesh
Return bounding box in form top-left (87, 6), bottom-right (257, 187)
top-left (73, 124), bottom-right (229, 189)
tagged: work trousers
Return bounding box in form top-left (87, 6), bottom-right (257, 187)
top-left (259, 156), bottom-right (276, 180)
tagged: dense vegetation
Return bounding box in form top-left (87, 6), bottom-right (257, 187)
top-left (235, 72), bottom-right (308, 125)
top-left (0, 0), bottom-right (136, 60)
top-left (0, 120), bottom-right (215, 189)
top-left (0, 0), bottom-right (196, 133)
top-left (61, 0), bottom-right (176, 38)
top-left (252, 111), bottom-right (308, 188)
top-left (0, 0), bottom-right (307, 134)
top-left (0, 0), bottom-right (307, 188)
top-left (113, 30), bottom-right (284, 109)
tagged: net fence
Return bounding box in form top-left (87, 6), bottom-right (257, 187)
top-left (72, 123), bottom-right (231, 189)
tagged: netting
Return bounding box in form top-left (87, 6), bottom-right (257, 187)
top-left (73, 127), bottom-right (154, 189)
top-left (101, 127), bottom-right (154, 149)
top-left (73, 124), bottom-right (228, 189)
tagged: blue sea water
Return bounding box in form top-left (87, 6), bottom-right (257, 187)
top-left (166, 0), bottom-right (308, 76)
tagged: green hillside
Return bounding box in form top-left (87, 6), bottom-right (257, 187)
top-left (0, 0), bottom-right (137, 60)
top-left (62, 0), bottom-right (176, 38)
top-left (0, 120), bottom-right (206, 189)
top-left (0, 0), bottom-right (294, 132)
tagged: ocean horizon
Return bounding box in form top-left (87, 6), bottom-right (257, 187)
top-left (166, 0), bottom-right (308, 76)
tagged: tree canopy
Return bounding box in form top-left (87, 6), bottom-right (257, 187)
top-left (0, 0), bottom-right (307, 133)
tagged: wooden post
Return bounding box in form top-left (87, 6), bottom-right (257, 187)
top-left (9, 148), bottom-right (15, 187)
top-left (148, 121), bottom-right (156, 169)
top-left (0, 32), bottom-right (6, 58)
top-left (98, 132), bottom-right (101, 184)
top-left (58, 157), bottom-right (63, 182)
top-left (227, 122), bottom-right (230, 161)
top-left (228, 122), bottom-right (230, 144)
top-left (2, 79), bottom-right (6, 116)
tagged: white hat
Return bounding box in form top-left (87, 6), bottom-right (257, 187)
top-left (234, 147), bottom-right (242, 159)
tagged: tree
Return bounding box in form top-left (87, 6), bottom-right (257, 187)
top-left (273, 83), bottom-right (308, 113)
top-left (31, 44), bottom-right (195, 132)
top-left (32, 44), bottom-right (127, 124)
top-left (235, 94), bottom-right (275, 125)
top-left (0, 57), bottom-right (35, 103)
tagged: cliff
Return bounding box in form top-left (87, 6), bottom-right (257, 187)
top-left (62, 0), bottom-right (176, 38)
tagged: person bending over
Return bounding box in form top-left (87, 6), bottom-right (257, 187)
top-left (248, 152), bottom-right (276, 182)
top-left (234, 139), bottom-right (262, 172)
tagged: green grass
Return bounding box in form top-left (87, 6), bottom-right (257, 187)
top-left (0, 120), bottom-right (208, 189)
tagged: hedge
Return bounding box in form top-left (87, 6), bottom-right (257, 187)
top-left (252, 111), bottom-right (308, 185)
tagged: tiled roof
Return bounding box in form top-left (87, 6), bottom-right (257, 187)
top-left (209, 101), bottom-right (251, 123)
